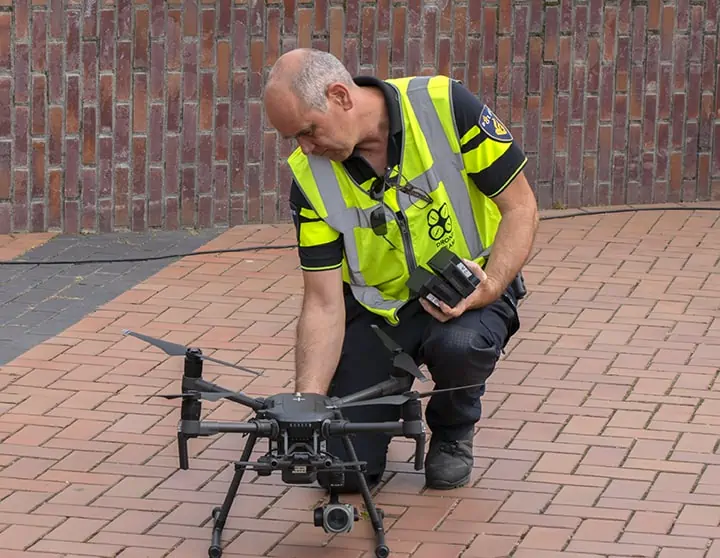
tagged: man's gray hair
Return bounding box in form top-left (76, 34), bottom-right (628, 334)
top-left (267, 49), bottom-right (355, 111)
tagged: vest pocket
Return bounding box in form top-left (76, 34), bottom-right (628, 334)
top-left (352, 225), bottom-right (409, 297)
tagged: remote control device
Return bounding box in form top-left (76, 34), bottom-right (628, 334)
top-left (427, 247), bottom-right (481, 298)
top-left (406, 266), bottom-right (463, 308)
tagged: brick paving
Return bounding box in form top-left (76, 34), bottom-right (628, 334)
top-left (0, 206), bottom-right (719, 557)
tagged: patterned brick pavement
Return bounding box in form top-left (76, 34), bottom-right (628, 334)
top-left (0, 206), bottom-right (719, 557)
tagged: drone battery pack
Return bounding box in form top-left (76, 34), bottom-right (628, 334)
top-left (427, 247), bottom-right (481, 298)
top-left (406, 266), bottom-right (463, 308)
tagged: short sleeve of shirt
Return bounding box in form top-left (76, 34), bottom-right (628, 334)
top-left (289, 181), bottom-right (344, 271)
top-left (451, 80), bottom-right (528, 198)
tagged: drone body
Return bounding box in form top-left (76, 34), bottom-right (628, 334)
top-left (124, 325), bottom-right (484, 558)
top-left (254, 392), bottom-right (338, 486)
top-left (261, 391), bottom-right (336, 426)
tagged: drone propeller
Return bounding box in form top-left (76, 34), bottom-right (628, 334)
top-left (328, 381), bottom-right (487, 409)
top-left (141, 390), bottom-right (241, 402)
top-left (122, 329), bottom-right (261, 376)
top-left (371, 324), bottom-right (429, 383)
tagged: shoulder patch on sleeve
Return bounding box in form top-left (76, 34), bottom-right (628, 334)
top-left (479, 105), bottom-right (513, 143)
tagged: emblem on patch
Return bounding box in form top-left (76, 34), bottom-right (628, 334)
top-left (479, 105), bottom-right (513, 142)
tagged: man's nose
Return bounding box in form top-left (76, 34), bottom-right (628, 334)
top-left (298, 137), bottom-right (314, 154)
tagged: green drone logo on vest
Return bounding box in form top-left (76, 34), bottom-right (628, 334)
top-left (427, 202), bottom-right (454, 247)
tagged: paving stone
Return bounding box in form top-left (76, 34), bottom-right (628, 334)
top-left (0, 208), bottom-right (717, 557)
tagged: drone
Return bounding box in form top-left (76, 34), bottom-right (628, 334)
top-left (123, 326), bottom-right (485, 558)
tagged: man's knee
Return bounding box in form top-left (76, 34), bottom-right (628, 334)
top-left (421, 293), bottom-right (521, 384)
top-left (422, 321), bottom-right (502, 384)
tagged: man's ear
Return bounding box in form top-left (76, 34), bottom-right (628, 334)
top-left (326, 83), bottom-right (353, 110)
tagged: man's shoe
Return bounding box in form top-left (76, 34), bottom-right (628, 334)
top-left (424, 433), bottom-right (473, 490)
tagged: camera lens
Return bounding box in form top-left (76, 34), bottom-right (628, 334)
top-left (325, 507), bottom-right (350, 532)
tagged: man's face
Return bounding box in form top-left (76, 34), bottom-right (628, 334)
top-left (265, 83), bottom-right (358, 162)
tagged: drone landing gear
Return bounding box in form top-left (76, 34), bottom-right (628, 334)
top-left (205, 431), bottom-right (390, 558)
top-left (335, 432), bottom-right (389, 558)
top-left (208, 432), bottom-right (258, 558)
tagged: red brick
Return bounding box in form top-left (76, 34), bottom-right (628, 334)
top-left (80, 106), bottom-right (96, 166)
top-left (162, 13), bottom-right (181, 70)
top-left (465, 534), bottom-right (520, 557)
top-left (31, 140), bottom-right (45, 200)
top-left (198, 135), bottom-right (212, 195)
top-left (0, 13), bottom-right (10, 69)
top-left (111, 166), bottom-right (128, 228)
top-left (115, 0), bottom-right (131, 36)
top-left (31, 10), bottom-right (46, 72)
top-left (519, 526), bottom-right (572, 550)
top-left (45, 517), bottom-right (107, 542)
top-left (248, 38), bottom-right (264, 97)
top-left (199, 8), bottom-right (215, 68)
top-left (247, 101), bottom-right (262, 163)
top-left (48, 169), bottom-right (62, 228)
top-left (13, 45), bottom-right (29, 106)
top-left (148, 105), bottom-right (163, 164)
top-left (707, 0), bottom-right (718, 31)
top-left (413, 543), bottom-right (464, 558)
top-left (199, 73), bottom-right (213, 131)
top-left (0, 79), bottom-right (8, 139)
top-left (149, 42), bottom-right (164, 101)
top-left (46, 44), bottom-right (63, 105)
top-left (82, 42), bottom-right (97, 103)
top-left (0, 524), bottom-right (51, 550)
top-left (542, 5), bottom-right (559, 62)
top-left (97, 9), bottom-right (115, 72)
top-left (132, 136), bottom-right (146, 197)
top-left (181, 102), bottom-right (197, 163)
top-left (360, 6), bottom-right (375, 66)
top-left (133, 8), bottom-right (149, 69)
top-left (0, 140), bottom-right (9, 199)
top-left (31, 75), bottom-right (46, 136)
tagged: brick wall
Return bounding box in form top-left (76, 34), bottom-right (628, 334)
top-left (0, 0), bottom-right (717, 234)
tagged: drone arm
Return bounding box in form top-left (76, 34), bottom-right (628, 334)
top-left (325, 421), bottom-right (405, 436)
top-left (330, 374), bottom-right (412, 408)
top-left (180, 419), bottom-right (276, 437)
top-left (189, 378), bottom-right (265, 411)
top-left (175, 419), bottom-right (275, 471)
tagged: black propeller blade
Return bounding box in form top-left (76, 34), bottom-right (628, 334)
top-left (329, 381), bottom-right (487, 409)
top-left (371, 324), bottom-right (429, 383)
top-left (122, 329), bottom-right (261, 376)
top-left (142, 390), bottom-right (241, 402)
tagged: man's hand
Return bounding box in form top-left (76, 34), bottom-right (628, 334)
top-left (418, 259), bottom-right (501, 322)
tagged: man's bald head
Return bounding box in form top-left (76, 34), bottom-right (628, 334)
top-left (263, 48), bottom-right (382, 162)
top-left (265, 48), bottom-right (355, 111)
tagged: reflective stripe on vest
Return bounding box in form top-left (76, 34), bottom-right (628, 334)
top-left (289, 75), bottom-right (498, 325)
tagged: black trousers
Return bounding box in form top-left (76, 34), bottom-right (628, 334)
top-left (319, 277), bottom-right (522, 492)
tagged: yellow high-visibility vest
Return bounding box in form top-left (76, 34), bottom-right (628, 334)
top-left (288, 75), bottom-right (504, 325)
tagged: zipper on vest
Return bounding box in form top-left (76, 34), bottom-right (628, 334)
top-left (394, 210), bottom-right (417, 272)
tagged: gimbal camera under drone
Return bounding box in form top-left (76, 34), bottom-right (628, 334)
top-left (125, 326), bottom-right (485, 558)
